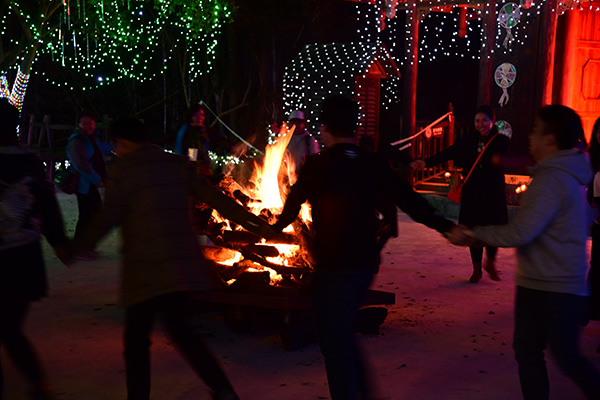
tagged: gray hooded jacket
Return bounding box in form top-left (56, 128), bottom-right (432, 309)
top-left (474, 149), bottom-right (592, 295)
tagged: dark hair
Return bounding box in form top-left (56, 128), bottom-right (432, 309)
top-left (77, 110), bottom-right (98, 123)
top-left (110, 118), bottom-right (146, 142)
top-left (0, 98), bottom-right (20, 145)
top-left (185, 103), bottom-right (206, 124)
top-left (320, 95), bottom-right (359, 138)
top-left (475, 105), bottom-right (495, 121)
top-left (537, 105), bottom-right (584, 150)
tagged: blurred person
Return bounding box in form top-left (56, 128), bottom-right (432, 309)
top-left (273, 95), bottom-right (457, 400)
top-left (411, 105), bottom-right (509, 283)
top-left (286, 110), bottom-right (320, 174)
top-left (0, 98), bottom-right (68, 400)
top-left (459, 105), bottom-right (600, 399)
top-left (587, 115), bottom-right (600, 353)
top-left (64, 118), bottom-right (275, 400)
top-left (66, 110), bottom-right (111, 260)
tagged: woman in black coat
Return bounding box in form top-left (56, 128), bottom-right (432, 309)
top-left (412, 105), bottom-right (509, 283)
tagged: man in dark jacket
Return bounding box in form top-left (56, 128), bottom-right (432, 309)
top-left (273, 95), bottom-right (457, 400)
top-left (65, 118), bottom-right (274, 400)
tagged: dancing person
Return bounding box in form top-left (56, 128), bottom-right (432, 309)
top-left (411, 105), bottom-right (509, 283)
top-left (272, 95), bottom-right (457, 400)
top-left (0, 98), bottom-right (68, 400)
top-left (63, 118), bottom-right (275, 400)
top-left (458, 105), bottom-right (600, 399)
top-left (587, 115), bottom-right (600, 352)
top-left (66, 110), bottom-right (111, 260)
top-left (286, 110), bottom-right (320, 174)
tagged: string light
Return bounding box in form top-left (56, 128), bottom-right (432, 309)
top-left (2, 0), bottom-right (232, 93)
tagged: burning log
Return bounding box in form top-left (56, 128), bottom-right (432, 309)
top-left (239, 248), bottom-right (311, 276)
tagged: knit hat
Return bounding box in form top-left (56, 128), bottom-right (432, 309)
top-left (289, 110), bottom-right (305, 121)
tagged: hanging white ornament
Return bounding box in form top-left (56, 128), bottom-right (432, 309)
top-left (495, 63), bottom-right (517, 107)
top-left (498, 3), bottom-right (521, 49)
top-left (495, 120), bottom-right (513, 138)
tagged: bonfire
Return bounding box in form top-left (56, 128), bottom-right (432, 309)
top-left (201, 124), bottom-right (315, 289)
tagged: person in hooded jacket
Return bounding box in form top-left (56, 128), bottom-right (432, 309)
top-left (462, 105), bottom-right (600, 400)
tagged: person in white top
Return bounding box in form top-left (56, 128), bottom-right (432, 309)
top-left (286, 110), bottom-right (320, 174)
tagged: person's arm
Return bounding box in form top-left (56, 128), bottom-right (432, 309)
top-left (67, 136), bottom-right (102, 186)
top-left (472, 173), bottom-right (560, 247)
top-left (309, 136), bottom-right (320, 155)
top-left (272, 162), bottom-right (312, 232)
top-left (424, 139), bottom-right (465, 167)
top-left (383, 165), bottom-right (455, 234)
top-left (174, 124), bottom-right (188, 155)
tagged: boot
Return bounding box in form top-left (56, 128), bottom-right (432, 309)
top-left (469, 262), bottom-right (482, 283)
top-left (484, 259), bottom-right (501, 281)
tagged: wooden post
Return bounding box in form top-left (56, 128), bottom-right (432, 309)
top-left (477, 1), bottom-right (496, 107)
top-left (402, 1), bottom-right (418, 144)
top-left (536, 0), bottom-right (558, 108)
top-left (556, 7), bottom-right (579, 106)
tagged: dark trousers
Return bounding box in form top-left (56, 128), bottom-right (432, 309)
top-left (124, 292), bottom-right (234, 400)
top-left (589, 223), bottom-right (600, 320)
top-left (513, 286), bottom-right (600, 400)
top-left (75, 186), bottom-right (102, 240)
top-left (312, 269), bottom-right (375, 400)
top-left (469, 245), bottom-right (498, 264)
top-left (0, 298), bottom-right (45, 400)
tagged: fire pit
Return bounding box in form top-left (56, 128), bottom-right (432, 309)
top-left (194, 125), bottom-right (395, 350)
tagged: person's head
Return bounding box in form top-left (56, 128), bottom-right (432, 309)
top-left (187, 103), bottom-right (206, 127)
top-left (110, 118), bottom-right (146, 158)
top-left (529, 105), bottom-right (584, 162)
top-left (0, 98), bottom-right (20, 146)
top-left (77, 110), bottom-right (98, 136)
top-left (288, 110), bottom-right (306, 135)
top-left (474, 105), bottom-right (495, 137)
top-left (319, 95), bottom-right (359, 147)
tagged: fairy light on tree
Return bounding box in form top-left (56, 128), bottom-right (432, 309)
top-left (1, 0), bottom-right (233, 108)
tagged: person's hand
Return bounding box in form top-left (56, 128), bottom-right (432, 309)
top-left (445, 225), bottom-right (484, 247)
top-left (410, 159), bottom-right (426, 170)
top-left (54, 243), bottom-right (75, 266)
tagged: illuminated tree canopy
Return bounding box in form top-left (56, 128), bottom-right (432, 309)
top-left (1, 0), bottom-right (233, 107)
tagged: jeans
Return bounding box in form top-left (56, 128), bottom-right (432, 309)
top-left (513, 286), bottom-right (600, 400)
top-left (124, 292), bottom-right (235, 400)
top-left (312, 269), bottom-right (375, 400)
top-left (75, 185), bottom-right (102, 240)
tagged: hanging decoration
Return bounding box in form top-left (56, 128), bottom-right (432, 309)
top-left (498, 3), bottom-right (522, 49)
top-left (495, 63), bottom-right (517, 107)
top-left (495, 120), bottom-right (513, 138)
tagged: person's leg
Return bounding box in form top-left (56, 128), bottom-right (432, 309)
top-left (75, 187), bottom-right (101, 236)
top-left (469, 247), bottom-right (483, 283)
top-left (313, 270), bottom-right (374, 400)
top-left (159, 293), bottom-right (239, 400)
top-left (484, 246), bottom-right (501, 281)
top-left (513, 286), bottom-right (549, 400)
top-left (0, 298), bottom-right (52, 399)
top-left (546, 292), bottom-right (600, 399)
top-left (124, 299), bottom-right (158, 400)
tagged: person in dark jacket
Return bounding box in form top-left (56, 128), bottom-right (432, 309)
top-left (0, 98), bottom-right (68, 400)
top-left (66, 110), bottom-right (111, 260)
top-left (64, 118), bottom-right (275, 400)
top-left (272, 95), bottom-right (457, 400)
top-left (412, 105), bottom-right (509, 283)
